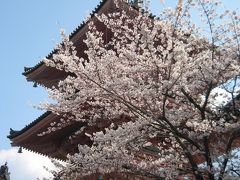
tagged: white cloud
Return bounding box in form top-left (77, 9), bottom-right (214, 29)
top-left (0, 148), bottom-right (55, 180)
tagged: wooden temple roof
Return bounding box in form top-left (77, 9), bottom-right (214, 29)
top-left (22, 0), bottom-right (146, 88)
top-left (8, 111), bottom-right (92, 159)
top-left (22, 0), bottom-right (112, 88)
top-left (8, 0), bottom-right (140, 159)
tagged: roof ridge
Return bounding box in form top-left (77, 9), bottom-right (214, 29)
top-left (22, 0), bottom-right (153, 76)
top-left (22, 0), bottom-right (109, 76)
top-left (8, 111), bottom-right (52, 139)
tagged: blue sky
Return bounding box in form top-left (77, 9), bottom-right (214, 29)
top-left (0, 0), bottom-right (239, 179)
top-left (0, 0), bottom-right (103, 150)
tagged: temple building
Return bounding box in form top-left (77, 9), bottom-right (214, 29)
top-left (7, 0), bottom-right (240, 179)
top-left (8, 0), bottom-right (143, 160)
top-left (8, 0), bottom-right (155, 179)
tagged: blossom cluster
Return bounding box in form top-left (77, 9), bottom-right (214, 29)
top-left (41, 0), bottom-right (240, 179)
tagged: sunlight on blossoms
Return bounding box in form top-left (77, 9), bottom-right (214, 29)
top-left (36, 0), bottom-right (240, 179)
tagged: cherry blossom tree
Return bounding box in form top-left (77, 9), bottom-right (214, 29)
top-left (40, 0), bottom-right (240, 179)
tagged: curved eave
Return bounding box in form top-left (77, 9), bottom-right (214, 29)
top-left (8, 111), bottom-right (52, 139)
top-left (8, 111), bottom-right (87, 159)
top-left (22, 0), bottom-right (151, 79)
top-left (22, 0), bottom-right (110, 77)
